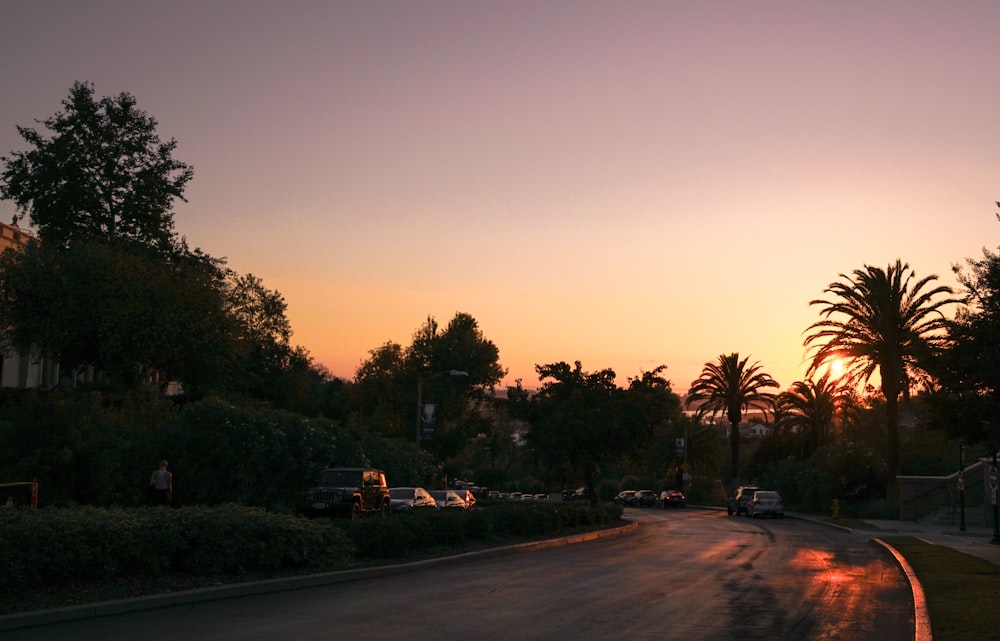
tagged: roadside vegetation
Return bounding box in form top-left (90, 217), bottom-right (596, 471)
top-left (0, 501), bottom-right (622, 616)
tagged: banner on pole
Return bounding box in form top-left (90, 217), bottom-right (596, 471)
top-left (420, 404), bottom-right (437, 440)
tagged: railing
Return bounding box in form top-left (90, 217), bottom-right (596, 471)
top-left (898, 460), bottom-right (986, 522)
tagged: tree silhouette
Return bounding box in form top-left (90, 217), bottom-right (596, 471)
top-left (1, 81), bottom-right (193, 253)
top-left (686, 353), bottom-right (778, 490)
top-left (804, 260), bottom-right (957, 485)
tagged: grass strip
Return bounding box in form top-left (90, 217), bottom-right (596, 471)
top-left (881, 537), bottom-right (1000, 641)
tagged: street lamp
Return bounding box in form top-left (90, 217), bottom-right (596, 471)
top-left (416, 369), bottom-right (468, 448)
top-left (988, 421), bottom-right (1000, 546)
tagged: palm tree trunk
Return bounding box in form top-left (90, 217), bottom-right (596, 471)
top-left (886, 392), bottom-right (900, 485)
top-left (882, 363), bottom-right (901, 490)
top-left (730, 420), bottom-right (740, 489)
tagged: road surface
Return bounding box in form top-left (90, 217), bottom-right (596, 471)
top-left (5, 508), bottom-right (913, 641)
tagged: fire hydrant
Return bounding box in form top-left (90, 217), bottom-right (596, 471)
top-left (831, 498), bottom-right (839, 520)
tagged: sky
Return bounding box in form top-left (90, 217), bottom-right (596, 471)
top-left (2, 1), bottom-right (999, 394)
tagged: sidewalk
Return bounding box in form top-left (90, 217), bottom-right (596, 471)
top-left (849, 518), bottom-right (1000, 567)
top-left (790, 511), bottom-right (1000, 567)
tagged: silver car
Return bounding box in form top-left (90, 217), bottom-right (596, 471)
top-left (748, 490), bottom-right (784, 519)
top-left (388, 486), bottom-right (437, 512)
top-left (430, 489), bottom-right (469, 509)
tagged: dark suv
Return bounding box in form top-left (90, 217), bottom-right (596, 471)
top-left (301, 467), bottom-right (390, 519)
top-left (729, 485), bottom-right (760, 516)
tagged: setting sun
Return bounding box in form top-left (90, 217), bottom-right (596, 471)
top-left (830, 359), bottom-right (845, 378)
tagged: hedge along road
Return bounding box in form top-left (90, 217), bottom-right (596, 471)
top-left (4, 508), bottom-right (913, 641)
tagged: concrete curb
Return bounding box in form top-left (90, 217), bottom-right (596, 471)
top-left (872, 538), bottom-right (932, 641)
top-left (0, 520), bottom-right (639, 632)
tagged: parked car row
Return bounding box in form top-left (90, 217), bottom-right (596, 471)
top-left (300, 467), bottom-right (489, 519)
top-left (387, 487), bottom-right (484, 511)
top-left (388, 486), bottom-right (437, 512)
top-left (303, 468), bottom-right (699, 519)
top-left (728, 485), bottom-right (784, 519)
top-left (614, 489), bottom-right (686, 509)
top-left (489, 491), bottom-right (549, 502)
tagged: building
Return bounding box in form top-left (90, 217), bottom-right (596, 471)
top-left (0, 219), bottom-right (60, 389)
top-left (0, 219), bottom-right (31, 253)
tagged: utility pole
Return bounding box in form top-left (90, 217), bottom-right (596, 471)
top-left (959, 444), bottom-right (966, 532)
top-left (991, 447), bottom-right (999, 545)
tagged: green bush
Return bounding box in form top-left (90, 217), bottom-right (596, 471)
top-left (0, 504), bottom-right (353, 594)
top-left (0, 498), bottom-right (626, 604)
top-left (339, 500), bottom-right (624, 560)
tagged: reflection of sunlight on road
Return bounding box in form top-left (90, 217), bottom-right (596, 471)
top-left (696, 538), bottom-right (752, 563)
top-left (790, 549), bottom-right (854, 583)
top-left (789, 547), bottom-right (900, 637)
top-left (790, 549), bottom-right (834, 569)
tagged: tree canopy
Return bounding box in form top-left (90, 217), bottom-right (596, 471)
top-left (0, 83), bottom-right (323, 400)
top-left (0, 81), bottom-right (193, 253)
top-left (686, 352), bottom-right (778, 489)
top-left (804, 260), bottom-right (957, 481)
top-left (0, 239), bottom-right (235, 392)
top-left (929, 207), bottom-right (1000, 445)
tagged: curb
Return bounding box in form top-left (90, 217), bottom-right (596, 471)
top-left (872, 538), bottom-right (932, 641)
top-left (0, 521), bottom-right (638, 633)
top-left (787, 513), bottom-right (932, 641)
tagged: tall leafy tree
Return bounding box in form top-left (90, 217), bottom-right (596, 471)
top-left (804, 260), bottom-right (957, 484)
top-left (0, 239), bottom-right (235, 392)
top-left (223, 272), bottom-right (317, 406)
top-left (350, 341), bottom-right (411, 437)
top-left (620, 366), bottom-right (684, 477)
top-left (525, 361), bottom-right (622, 504)
top-left (929, 208), bottom-right (1000, 444)
top-left (349, 312), bottom-right (504, 450)
top-left (0, 81), bottom-right (193, 253)
top-left (404, 313), bottom-right (504, 458)
top-left (686, 353), bottom-right (778, 489)
top-left (226, 273), bottom-right (292, 347)
top-left (0, 82), bottom-right (240, 393)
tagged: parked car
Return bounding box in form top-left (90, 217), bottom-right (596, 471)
top-left (614, 490), bottom-right (637, 506)
top-left (452, 488), bottom-right (477, 509)
top-left (729, 485), bottom-right (760, 516)
top-left (749, 490), bottom-right (784, 518)
top-left (300, 467), bottom-right (390, 519)
top-left (659, 489), bottom-right (686, 508)
top-left (634, 490), bottom-right (658, 507)
top-left (388, 487), bottom-right (437, 513)
top-left (431, 489), bottom-right (469, 509)
top-left (565, 486), bottom-right (595, 501)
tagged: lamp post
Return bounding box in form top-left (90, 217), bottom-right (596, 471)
top-left (958, 444), bottom-right (966, 532)
top-left (991, 446), bottom-right (999, 546)
top-left (416, 369), bottom-right (469, 448)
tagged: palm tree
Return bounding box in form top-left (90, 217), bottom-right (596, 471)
top-left (686, 353), bottom-right (779, 490)
top-left (804, 260), bottom-right (957, 484)
top-left (776, 373), bottom-right (845, 458)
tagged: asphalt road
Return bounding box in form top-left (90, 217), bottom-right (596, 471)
top-left (5, 508), bottom-right (914, 641)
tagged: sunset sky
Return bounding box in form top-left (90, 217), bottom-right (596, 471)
top-left (2, 2), bottom-right (998, 393)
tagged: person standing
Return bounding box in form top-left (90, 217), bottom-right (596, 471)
top-left (149, 460), bottom-right (172, 504)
